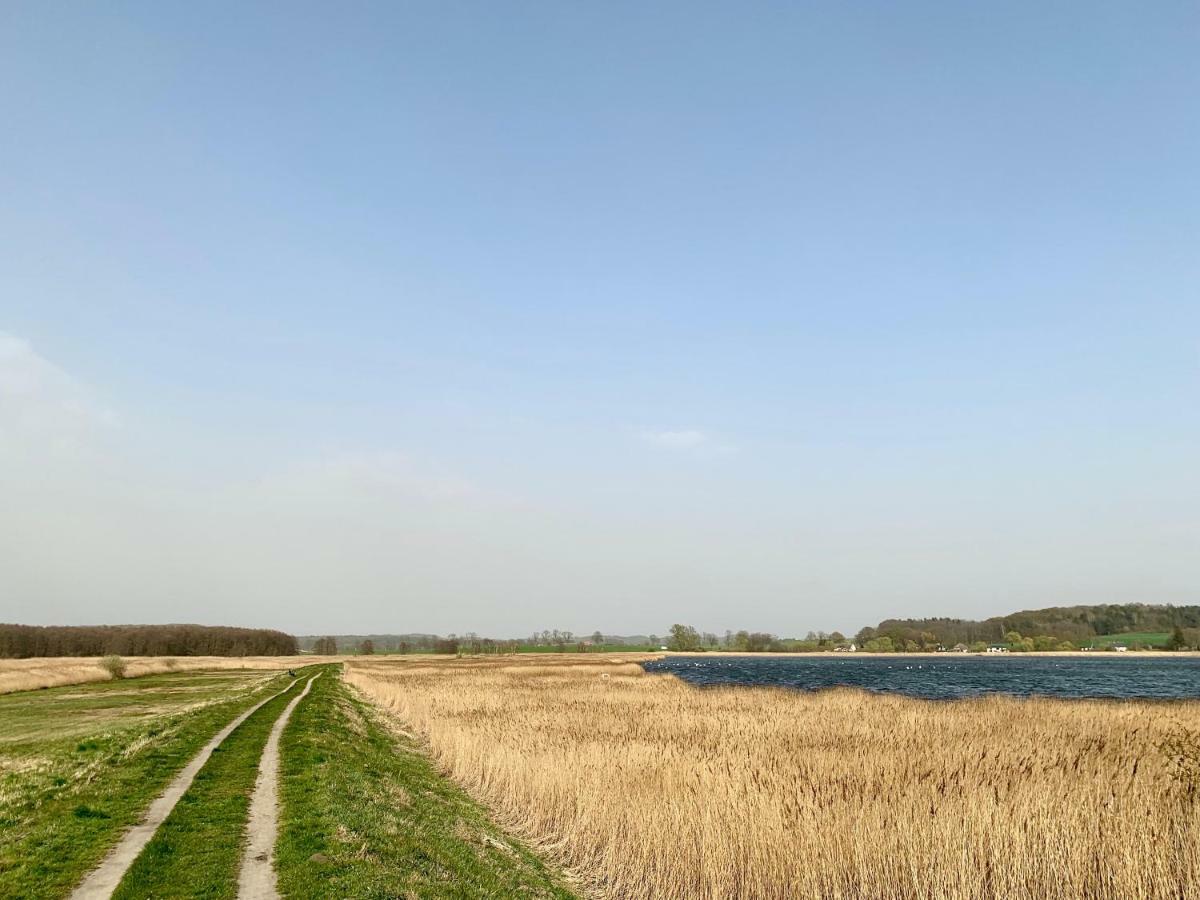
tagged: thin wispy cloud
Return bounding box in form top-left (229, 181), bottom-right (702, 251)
top-left (0, 331), bottom-right (118, 460)
top-left (256, 451), bottom-right (476, 503)
top-left (639, 429), bottom-right (737, 457)
top-left (641, 429), bottom-right (710, 450)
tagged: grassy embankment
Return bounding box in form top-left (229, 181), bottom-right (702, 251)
top-left (110, 668), bottom-right (325, 899)
top-left (0, 669), bottom-right (293, 900)
top-left (275, 668), bottom-right (575, 899)
top-left (347, 654), bottom-right (1200, 900)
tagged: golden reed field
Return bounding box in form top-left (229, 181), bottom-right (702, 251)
top-left (0, 656), bottom-right (337, 694)
top-left (346, 654), bottom-right (1200, 900)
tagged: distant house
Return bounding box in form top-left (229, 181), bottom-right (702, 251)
top-left (952, 643), bottom-right (969, 653)
top-left (833, 643), bottom-right (857, 653)
top-left (1112, 644), bottom-right (1129, 652)
top-left (986, 645), bottom-right (1009, 654)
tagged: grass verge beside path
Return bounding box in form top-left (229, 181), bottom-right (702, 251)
top-left (110, 668), bottom-right (323, 900)
top-left (276, 669), bottom-right (576, 899)
top-left (0, 670), bottom-right (292, 900)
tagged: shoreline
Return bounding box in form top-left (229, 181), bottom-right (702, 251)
top-left (647, 649), bottom-right (1200, 658)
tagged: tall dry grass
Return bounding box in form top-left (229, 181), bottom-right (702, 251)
top-left (0, 655), bottom-right (337, 694)
top-left (347, 654), bottom-right (1200, 900)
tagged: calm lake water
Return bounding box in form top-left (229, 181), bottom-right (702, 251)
top-left (641, 654), bottom-right (1200, 700)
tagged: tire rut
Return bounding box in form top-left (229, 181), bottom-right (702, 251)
top-left (236, 672), bottom-right (322, 900)
top-left (70, 675), bottom-right (302, 900)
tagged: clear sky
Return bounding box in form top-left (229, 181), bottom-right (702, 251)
top-left (2, 2), bottom-right (1197, 637)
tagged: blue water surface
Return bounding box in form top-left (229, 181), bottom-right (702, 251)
top-left (641, 654), bottom-right (1200, 700)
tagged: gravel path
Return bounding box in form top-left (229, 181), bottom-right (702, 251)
top-left (236, 672), bottom-right (322, 900)
top-left (69, 676), bottom-right (301, 900)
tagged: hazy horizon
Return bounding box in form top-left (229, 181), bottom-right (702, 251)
top-left (3, 2), bottom-right (1197, 636)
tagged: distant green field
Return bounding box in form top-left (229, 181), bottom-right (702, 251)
top-left (1092, 632), bottom-right (1171, 647)
top-left (514, 644), bottom-right (658, 653)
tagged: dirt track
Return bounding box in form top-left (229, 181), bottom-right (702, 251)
top-left (69, 677), bottom-right (300, 900)
top-left (237, 672), bottom-right (321, 900)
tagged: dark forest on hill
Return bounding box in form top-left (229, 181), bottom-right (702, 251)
top-left (859, 603), bottom-right (1200, 647)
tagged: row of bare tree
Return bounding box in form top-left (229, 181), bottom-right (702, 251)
top-left (0, 623), bottom-right (298, 658)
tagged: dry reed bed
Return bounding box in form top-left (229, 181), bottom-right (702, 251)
top-left (346, 654), bottom-right (1200, 900)
top-left (0, 656), bottom-right (336, 694)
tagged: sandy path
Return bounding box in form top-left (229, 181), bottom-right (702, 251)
top-left (236, 672), bottom-right (322, 900)
top-left (69, 676), bottom-right (301, 900)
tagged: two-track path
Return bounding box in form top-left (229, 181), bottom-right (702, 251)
top-left (69, 673), bottom-right (312, 900)
top-left (236, 671), bottom-right (322, 900)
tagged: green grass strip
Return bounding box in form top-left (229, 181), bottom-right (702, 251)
top-left (275, 670), bottom-right (577, 899)
top-left (0, 672), bottom-right (293, 900)
top-left (111, 671), bottom-right (318, 900)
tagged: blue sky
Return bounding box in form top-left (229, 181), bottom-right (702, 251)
top-left (2, 2), bottom-right (1197, 635)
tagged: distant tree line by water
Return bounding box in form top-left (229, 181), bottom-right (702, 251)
top-left (858, 603), bottom-right (1200, 650)
top-left (297, 603), bottom-right (1200, 659)
top-left (0, 624), bottom-right (298, 658)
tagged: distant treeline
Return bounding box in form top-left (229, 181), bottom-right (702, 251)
top-left (858, 603), bottom-right (1200, 648)
top-left (298, 633), bottom-right (440, 653)
top-left (298, 631), bottom-right (657, 654)
top-left (0, 624), bottom-right (298, 658)
top-left (306, 634), bottom-right (523, 655)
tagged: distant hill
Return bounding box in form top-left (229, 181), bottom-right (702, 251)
top-left (858, 603), bottom-right (1200, 647)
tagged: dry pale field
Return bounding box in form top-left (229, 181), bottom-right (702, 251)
top-left (347, 654), bottom-right (1200, 900)
top-left (0, 655), bottom-right (337, 694)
